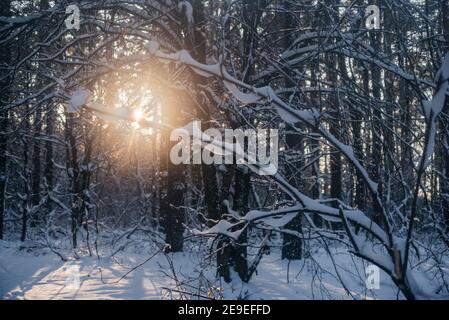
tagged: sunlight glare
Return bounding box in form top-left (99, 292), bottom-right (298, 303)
top-left (134, 109), bottom-right (143, 122)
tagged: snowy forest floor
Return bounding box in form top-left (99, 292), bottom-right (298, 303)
top-left (2, 237), bottom-right (439, 300)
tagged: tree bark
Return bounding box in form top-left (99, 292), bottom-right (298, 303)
top-left (0, 0), bottom-right (11, 239)
top-left (281, 1), bottom-right (302, 260)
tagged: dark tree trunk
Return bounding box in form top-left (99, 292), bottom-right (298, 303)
top-left (158, 81), bottom-right (186, 253)
top-left (31, 0), bottom-right (50, 210)
top-left (216, 0), bottom-right (269, 282)
top-left (0, 0), bottom-right (11, 239)
top-left (162, 156), bottom-right (185, 253)
top-left (440, 0), bottom-right (449, 230)
top-left (217, 134), bottom-right (251, 282)
top-left (282, 125), bottom-right (303, 260)
top-left (309, 5), bottom-right (322, 227)
top-left (162, 153), bottom-right (185, 251)
top-left (328, 56), bottom-right (342, 206)
top-left (230, 168), bottom-right (251, 281)
top-left (32, 109), bottom-right (41, 208)
top-left (21, 114), bottom-right (31, 242)
top-left (65, 112), bottom-right (79, 248)
top-left (191, 0), bottom-right (219, 224)
top-left (281, 1), bottom-right (302, 260)
top-left (369, 1), bottom-right (384, 226)
top-left (45, 106), bottom-right (54, 191)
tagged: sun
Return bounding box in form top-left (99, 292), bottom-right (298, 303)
top-left (134, 109), bottom-right (144, 122)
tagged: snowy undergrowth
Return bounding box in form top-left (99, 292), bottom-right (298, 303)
top-left (0, 237), bottom-right (447, 300)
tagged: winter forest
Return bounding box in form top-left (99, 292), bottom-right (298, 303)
top-left (0, 0), bottom-right (449, 301)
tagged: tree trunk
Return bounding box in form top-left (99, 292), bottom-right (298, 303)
top-left (281, 1), bottom-right (302, 260)
top-left (0, 0), bottom-right (11, 239)
top-left (21, 114), bottom-right (31, 242)
top-left (32, 110), bottom-right (41, 208)
top-left (441, 0), bottom-right (449, 230)
top-left (191, 0), bottom-right (220, 224)
top-left (65, 112), bottom-right (79, 248)
top-left (369, 0), bottom-right (384, 225)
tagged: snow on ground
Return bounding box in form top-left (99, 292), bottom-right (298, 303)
top-left (0, 241), bottom-right (176, 300)
top-left (233, 252), bottom-right (401, 300)
top-left (0, 239), bottom-right (433, 300)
